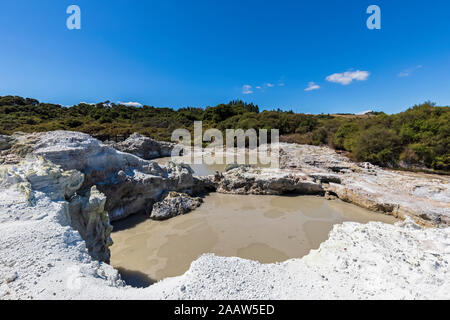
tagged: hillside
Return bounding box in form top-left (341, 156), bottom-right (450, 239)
top-left (0, 96), bottom-right (448, 171)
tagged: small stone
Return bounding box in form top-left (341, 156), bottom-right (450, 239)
top-left (5, 272), bottom-right (18, 283)
top-left (151, 192), bottom-right (203, 221)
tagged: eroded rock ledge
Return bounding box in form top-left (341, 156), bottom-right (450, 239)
top-left (278, 144), bottom-right (450, 227)
top-left (0, 131), bottom-right (211, 221)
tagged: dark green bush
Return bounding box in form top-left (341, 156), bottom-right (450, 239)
top-left (0, 96), bottom-right (447, 172)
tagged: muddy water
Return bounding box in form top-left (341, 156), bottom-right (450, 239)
top-left (155, 156), bottom-right (225, 176)
top-left (155, 154), bottom-right (271, 176)
top-left (110, 193), bottom-right (398, 286)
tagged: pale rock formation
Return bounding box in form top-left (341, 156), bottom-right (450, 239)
top-left (211, 166), bottom-right (324, 195)
top-left (279, 143), bottom-right (450, 227)
top-left (0, 162), bottom-right (448, 299)
top-left (0, 131), bottom-right (213, 262)
top-left (0, 131), bottom-right (209, 221)
top-left (113, 133), bottom-right (176, 160)
top-left (68, 186), bottom-right (113, 262)
top-left (0, 159), bottom-right (125, 299)
top-left (0, 132), bottom-right (37, 164)
top-left (0, 157), bottom-right (113, 263)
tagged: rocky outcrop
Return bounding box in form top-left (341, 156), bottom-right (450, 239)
top-left (0, 131), bottom-right (215, 264)
top-left (0, 158), bottom-right (125, 299)
top-left (0, 156), bottom-right (83, 207)
top-left (113, 133), bottom-right (176, 160)
top-left (68, 186), bottom-right (113, 263)
top-left (150, 191), bottom-right (203, 220)
top-left (0, 157), bottom-right (113, 263)
top-left (1, 131), bottom-right (210, 222)
top-left (209, 166), bottom-right (324, 195)
top-left (279, 143), bottom-right (450, 227)
top-left (0, 135), bottom-right (12, 151)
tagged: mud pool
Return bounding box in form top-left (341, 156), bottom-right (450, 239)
top-left (110, 193), bottom-right (397, 286)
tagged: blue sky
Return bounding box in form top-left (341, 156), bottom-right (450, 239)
top-left (0, 0), bottom-right (449, 114)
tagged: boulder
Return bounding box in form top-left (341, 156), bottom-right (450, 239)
top-left (150, 191), bottom-right (203, 220)
top-left (211, 165), bottom-right (324, 195)
top-left (279, 143), bottom-right (450, 227)
top-left (114, 133), bottom-right (176, 160)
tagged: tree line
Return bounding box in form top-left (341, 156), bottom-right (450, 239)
top-left (0, 96), bottom-right (448, 172)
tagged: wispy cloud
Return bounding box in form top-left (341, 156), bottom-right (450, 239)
top-left (398, 65), bottom-right (422, 77)
top-left (242, 85), bottom-right (254, 94)
top-left (356, 110), bottom-right (373, 115)
top-left (326, 70), bottom-right (370, 85)
top-left (304, 82), bottom-right (320, 91)
top-left (118, 101), bottom-right (143, 107)
top-left (243, 80), bottom-right (284, 93)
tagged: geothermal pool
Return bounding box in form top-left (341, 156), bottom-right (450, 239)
top-left (110, 193), bottom-right (397, 287)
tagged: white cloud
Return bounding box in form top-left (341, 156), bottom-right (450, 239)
top-left (356, 110), bottom-right (373, 115)
top-left (326, 70), bottom-right (370, 85)
top-left (398, 65), bottom-right (422, 77)
top-left (243, 81), bottom-right (283, 93)
top-left (117, 101), bottom-right (143, 107)
top-left (304, 82), bottom-right (320, 91)
top-left (242, 85), bottom-right (253, 94)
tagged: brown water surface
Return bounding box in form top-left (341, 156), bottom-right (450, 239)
top-left (111, 193), bottom-right (397, 284)
top-left (155, 154), bottom-right (271, 176)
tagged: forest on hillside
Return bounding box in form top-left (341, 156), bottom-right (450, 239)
top-left (0, 96), bottom-right (448, 172)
